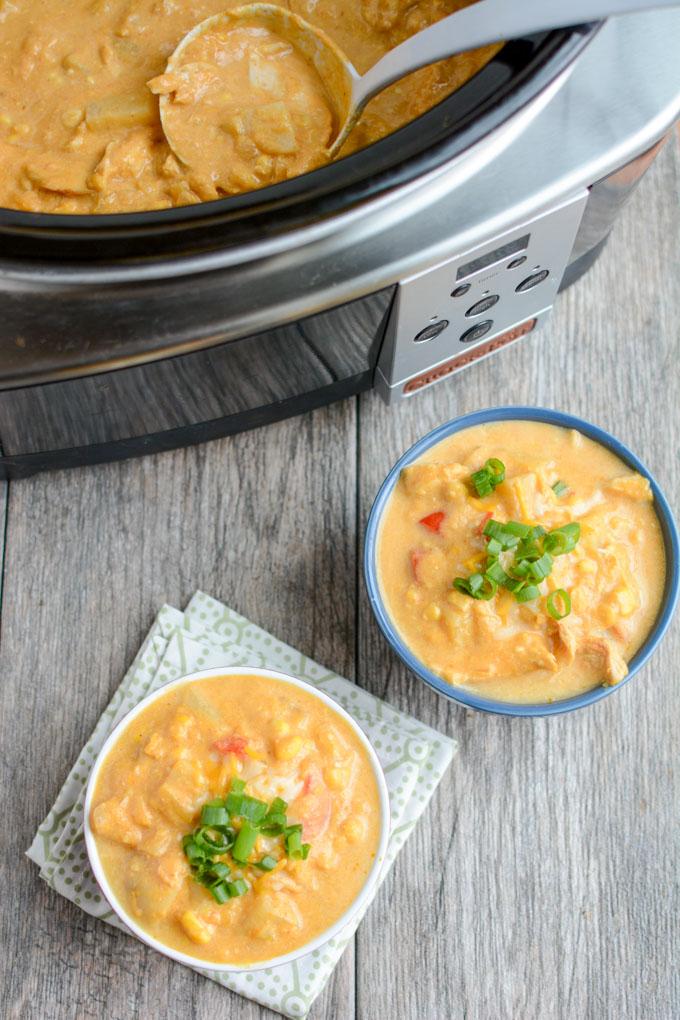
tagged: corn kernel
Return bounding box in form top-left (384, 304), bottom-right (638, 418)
top-left (599, 602), bottom-right (618, 628)
top-left (325, 766), bottom-right (350, 790)
top-left (406, 584), bottom-right (420, 605)
top-left (272, 719), bottom-right (291, 737)
top-left (275, 735), bottom-right (303, 761)
top-left (61, 107), bottom-right (83, 128)
top-left (616, 587), bottom-right (638, 617)
top-left (343, 816), bottom-right (367, 843)
top-left (180, 911), bottom-right (214, 945)
top-left (0, 114), bottom-right (12, 128)
top-left (578, 559), bottom-right (597, 575)
top-left (423, 603), bottom-right (441, 622)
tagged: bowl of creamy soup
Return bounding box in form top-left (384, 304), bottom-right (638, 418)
top-left (364, 407), bottom-right (679, 716)
top-left (84, 666), bottom-right (390, 969)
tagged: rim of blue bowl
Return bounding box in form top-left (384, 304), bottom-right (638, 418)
top-left (364, 406), bottom-right (680, 717)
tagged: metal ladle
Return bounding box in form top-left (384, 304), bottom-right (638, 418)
top-left (163, 0), bottom-right (679, 161)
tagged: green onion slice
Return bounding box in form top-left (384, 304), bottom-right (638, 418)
top-left (209, 881), bottom-right (230, 904)
top-left (544, 522), bottom-right (580, 556)
top-left (255, 855), bottom-right (278, 872)
top-left (227, 879), bottom-right (249, 898)
top-left (471, 469), bottom-right (493, 497)
top-left (239, 796), bottom-right (269, 824)
top-left (527, 552), bottom-right (553, 580)
top-left (515, 584), bottom-right (541, 603)
top-left (547, 589), bottom-right (572, 619)
top-left (232, 820), bottom-right (259, 863)
top-left (200, 804), bottom-right (230, 827)
top-left (552, 480), bottom-right (568, 497)
top-left (485, 458), bottom-right (506, 484)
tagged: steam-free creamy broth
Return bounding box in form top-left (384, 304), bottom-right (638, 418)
top-left (90, 674), bottom-right (382, 964)
top-left (378, 421), bottom-right (666, 703)
top-left (0, 0), bottom-right (499, 213)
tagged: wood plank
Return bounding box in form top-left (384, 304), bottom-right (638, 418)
top-left (0, 399), bottom-right (358, 1020)
top-left (356, 134), bottom-right (680, 1020)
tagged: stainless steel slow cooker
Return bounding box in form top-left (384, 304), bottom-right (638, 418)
top-left (0, 10), bottom-right (678, 478)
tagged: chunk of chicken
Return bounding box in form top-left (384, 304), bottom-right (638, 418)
top-left (24, 152), bottom-right (94, 195)
top-left (582, 635), bottom-right (628, 685)
top-left (607, 473), bottom-right (652, 502)
top-left (512, 632), bottom-right (559, 673)
top-left (91, 795), bottom-right (142, 848)
top-left (400, 462), bottom-right (467, 500)
top-left (549, 616), bottom-right (579, 663)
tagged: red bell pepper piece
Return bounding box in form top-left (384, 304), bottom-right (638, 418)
top-left (213, 735), bottom-right (248, 757)
top-left (419, 511), bottom-right (445, 533)
top-left (476, 511), bottom-right (493, 536)
top-left (410, 549), bottom-right (424, 581)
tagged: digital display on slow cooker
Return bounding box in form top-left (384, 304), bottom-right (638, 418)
top-left (456, 234), bottom-right (530, 280)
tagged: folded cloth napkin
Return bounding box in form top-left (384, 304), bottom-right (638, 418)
top-left (27, 592), bottom-right (455, 1018)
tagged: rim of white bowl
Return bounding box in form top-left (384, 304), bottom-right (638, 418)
top-left (84, 665), bottom-right (391, 972)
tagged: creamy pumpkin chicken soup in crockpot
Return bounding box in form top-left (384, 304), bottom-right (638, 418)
top-left (89, 673), bottom-right (382, 964)
top-left (378, 421), bottom-right (666, 704)
top-left (0, 0), bottom-right (499, 213)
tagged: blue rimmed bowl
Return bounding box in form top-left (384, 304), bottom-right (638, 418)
top-left (364, 406), bottom-right (679, 717)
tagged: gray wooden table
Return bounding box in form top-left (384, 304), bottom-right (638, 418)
top-left (1, 134), bottom-right (678, 1020)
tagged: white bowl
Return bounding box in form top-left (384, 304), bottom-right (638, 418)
top-left (84, 666), bottom-right (391, 972)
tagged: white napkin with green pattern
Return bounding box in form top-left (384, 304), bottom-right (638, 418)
top-left (27, 592), bottom-right (455, 1018)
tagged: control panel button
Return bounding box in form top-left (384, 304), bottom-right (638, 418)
top-left (413, 319), bottom-right (449, 344)
top-left (516, 269), bottom-right (550, 292)
top-left (450, 283), bottom-right (471, 298)
top-left (507, 256), bottom-right (527, 269)
top-left (460, 320), bottom-right (493, 344)
top-left (466, 294), bottom-right (499, 317)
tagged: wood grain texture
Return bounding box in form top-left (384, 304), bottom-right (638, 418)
top-left (0, 135), bottom-right (678, 1020)
top-left (0, 402), bottom-right (357, 1020)
top-left (356, 133), bottom-right (680, 1020)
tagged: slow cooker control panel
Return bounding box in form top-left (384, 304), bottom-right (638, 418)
top-left (376, 190), bottom-right (588, 403)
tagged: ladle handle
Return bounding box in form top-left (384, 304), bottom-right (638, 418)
top-left (353, 0), bottom-right (680, 111)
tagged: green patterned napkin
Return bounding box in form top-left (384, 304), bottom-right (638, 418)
top-left (27, 592), bottom-right (455, 1018)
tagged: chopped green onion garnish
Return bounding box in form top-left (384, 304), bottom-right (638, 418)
top-left (515, 584), bottom-right (541, 603)
top-left (486, 537), bottom-right (502, 557)
top-left (232, 820), bottom-right (259, 863)
top-left (285, 827), bottom-right (303, 858)
top-left (200, 804), bottom-right (230, 827)
top-left (485, 458), bottom-right (505, 484)
top-left (485, 559), bottom-right (509, 585)
top-left (544, 522), bottom-right (580, 556)
top-left (471, 468), bottom-right (493, 497)
top-left (547, 589), bottom-right (572, 619)
top-left (483, 519), bottom-right (520, 549)
top-left (453, 574), bottom-right (497, 600)
top-left (552, 480), bottom-right (568, 497)
top-left (209, 881), bottom-right (230, 904)
top-left (255, 855), bottom-right (278, 872)
top-left (527, 552), bottom-right (553, 580)
top-left (183, 784), bottom-right (311, 903)
top-left (227, 879), bottom-right (249, 898)
top-left (502, 521), bottom-right (533, 538)
top-left (209, 861), bottom-right (231, 881)
top-left (239, 795), bottom-right (269, 824)
top-left (470, 458), bottom-right (506, 497)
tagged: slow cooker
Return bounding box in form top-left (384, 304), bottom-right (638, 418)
top-left (0, 10), bottom-right (678, 479)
